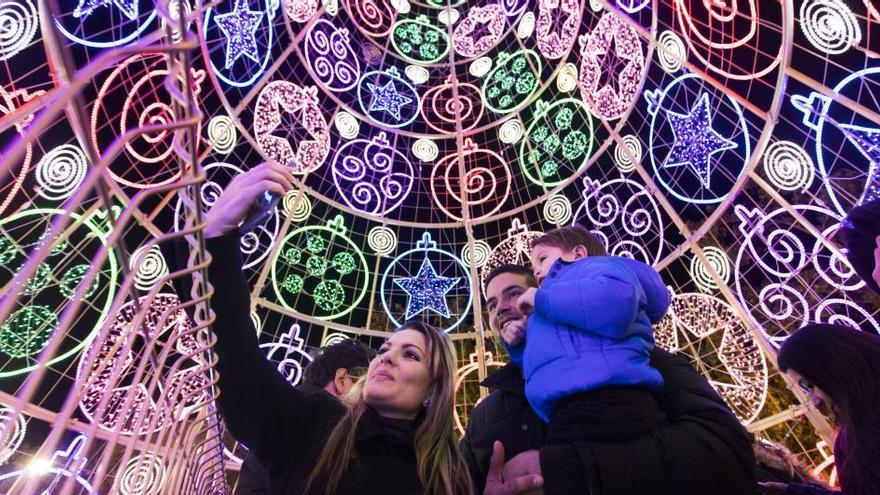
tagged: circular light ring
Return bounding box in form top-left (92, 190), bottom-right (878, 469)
top-left (762, 140), bottom-right (815, 191)
top-left (368, 225), bottom-right (398, 256)
top-left (207, 116), bottom-right (237, 154)
top-left (543, 194), bottom-right (572, 225)
top-left (35, 145), bottom-right (88, 201)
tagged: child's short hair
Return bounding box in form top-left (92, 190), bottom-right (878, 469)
top-left (532, 225), bottom-right (608, 256)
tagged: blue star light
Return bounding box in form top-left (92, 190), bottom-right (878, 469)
top-left (367, 80), bottom-right (413, 121)
top-left (394, 258), bottom-right (461, 319)
top-left (839, 123), bottom-right (880, 204)
top-left (215, 0), bottom-right (263, 69)
top-left (663, 92), bottom-right (737, 189)
top-left (74, 0), bottom-right (139, 20)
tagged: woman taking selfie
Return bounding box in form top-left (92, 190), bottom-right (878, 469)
top-left (178, 163), bottom-right (477, 494)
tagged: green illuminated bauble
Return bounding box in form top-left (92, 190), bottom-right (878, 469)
top-left (0, 306), bottom-right (57, 358)
top-left (0, 208), bottom-right (119, 378)
top-left (271, 215), bottom-right (370, 320)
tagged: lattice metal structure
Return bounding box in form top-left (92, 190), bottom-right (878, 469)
top-left (2, 0), bottom-right (880, 491)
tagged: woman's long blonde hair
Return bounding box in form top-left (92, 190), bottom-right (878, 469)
top-left (304, 320), bottom-right (474, 495)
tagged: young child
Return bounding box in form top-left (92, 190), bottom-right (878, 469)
top-left (502, 225), bottom-right (669, 444)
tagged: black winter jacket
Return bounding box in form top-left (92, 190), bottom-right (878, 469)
top-left (167, 232), bottom-right (422, 495)
top-left (461, 354), bottom-right (756, 495)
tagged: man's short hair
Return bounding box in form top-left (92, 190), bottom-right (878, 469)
top-left (532, 224), bottom-right (608, 256)
top-left (842, 199), bottom-right (880, 295)
top-left (302, 338), bottom-right (376, 387)
top-left (484, 264), bottom-right (538, 290)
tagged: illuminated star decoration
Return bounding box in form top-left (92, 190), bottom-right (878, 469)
top-left (838, 123), bottom-right (880, 204)
top-left (367, 80), bottom-right (413, 121)
top-left (394, 257), bottom-right (461, 319)
top-left (596, 35), bottom-right (631, 95)
top-left (214, 0), bottom-right (263, 69)
top-left (663, 92), bottom-right (737, 189)
top-left (73, 0), bottom-right (139, 20)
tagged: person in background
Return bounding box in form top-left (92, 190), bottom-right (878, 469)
top-left (234, 339), bottom-right (376, 494)
top-left (760, 323), bottom-right (880, 495)
top-left (841, 198), bottom-right (880, 294)
top-left (466, 263), bottom-right (755, 495)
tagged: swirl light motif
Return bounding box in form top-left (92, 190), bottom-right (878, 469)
top-left (689, 246), bottom-right (731, 292)
top-left (556, 63), bottom-right (578, 93)
top-left (0, 407), bottom-right (26, 465)
top-left (368, 225), bottom-right (398, 256)
top-left (799, 0), bottom-right (860, 55)
top-left (304, 19), bottom-right (361, 92)
top-left (283, 189), bottom-right (312, 222)
top-left (498, 119), bottom-right (524, 144)
top-left (260, 324), bottom-right (314, 386)
top-left (344, 0), bottom-right (396, 38)
top-left (461, 240), bottom-right (491, 268)
top-left (543, 194), bottom-right (572, 225)
top-left (469, 57), bottom-right (492, 78)
top-left (578, 11), bottom-right (645, 120)
top-left (412, 139), bottom-right (439, 162)
top-left (734, 204), bottom-right (871, 347)
top-left (118, 453), bottom-right (166, 495)
top-left (673, 0), bottom-right (782, 80)
top-left (430, 138), bottom-right (511, 221)
top-left (131, 245), bottom-right (169, 291)
top-left (0, 0), bottom-right (38, 61)
top-left (656, 30), bottom-right (686, 74)
top-left (207, 115), bottom-right (237, 154)
top-left (613, 135), bottom-right (642, 173)
top-left (253, 82), bottom-right (331, 174)
top-left (334, 111), bottom-right (360, 139)
top-left (654, 292), bottom-right (768, 424)
top-left (762, 141), bottom-right (815, 191)
top-left (421, 75), bottom-right (484, 135)
top-left (815, 299), bottom-right (880, 333)
top-left (405, 65), bottom-right (429, 84)
top-left (331, 132), bottom-right (415, 216)
top-left (35, 145), bottom-right (88, 201)
top-left (322, 332), bottom-right (352, 347)
top-left (517, 12), bottom-right (536, 38)
top-left (573, 177), bottom-right (665, 266)
top-left (90, 53), bottom-right (205, 188)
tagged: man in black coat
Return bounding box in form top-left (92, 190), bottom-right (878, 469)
top-left (464, 264), bottom-right (756, 495)
top-left (234, 339), bottom-right (375, 494)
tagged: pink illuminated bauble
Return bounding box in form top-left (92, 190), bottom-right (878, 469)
top-left (536, 0), bottom-right (579, 59)
top-left (284, 0), bottom-right (319, 22)
top-left (0, 86), bottom-right (42, 215)
top-left (430, 138), bottom-right (511, 221)
top-left (421, 75), bottom-right (484, 135)
top-left (452, 4), bottom-right (505, 58)
top-left (90, 53), bottom-right (205, 189)
top-left (253, 82), bottom-right (331, 174)
top-left (578, 12), bottom-right (644, 120)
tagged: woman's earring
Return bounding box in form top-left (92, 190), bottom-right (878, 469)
top-left (423, 398), bottom-right (430, 408)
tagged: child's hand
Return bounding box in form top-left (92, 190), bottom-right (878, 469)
top-left (500, 319), bottom-right (525, 346)
top-left (516, 287), bottom-right (537, 316)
